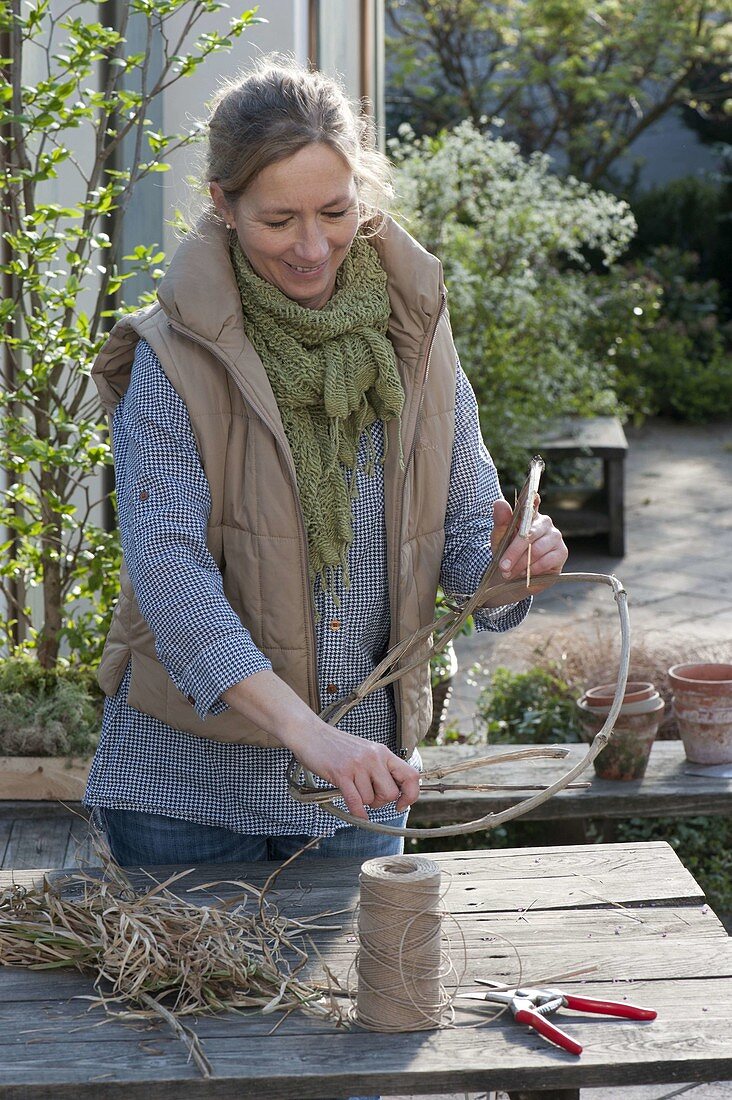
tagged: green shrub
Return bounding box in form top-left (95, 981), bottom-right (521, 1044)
top-left (0, 657), bottom-right (102, 757)
top-left (582, 247), bottom-right (732, 423)
top-left (391, 120), bottom-right (635, 484)
top-left (628, 175), bottom-right (732, 302)
top-left (638, 248), bottom-right (732, 421)
top-left (475, 666), bottom-right (583, 744)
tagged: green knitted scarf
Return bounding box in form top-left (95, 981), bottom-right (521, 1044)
top-left (230, 234), bottom-right (405, 592)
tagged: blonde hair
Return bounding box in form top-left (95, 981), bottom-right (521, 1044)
top-left (205, 56), bottom-right (392, 228)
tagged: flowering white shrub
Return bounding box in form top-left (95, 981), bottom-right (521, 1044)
top-left (390, 120), bottom-right (638, 482)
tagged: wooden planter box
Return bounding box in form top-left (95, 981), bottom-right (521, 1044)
top-left (0, 756), bottom-right (91, 800)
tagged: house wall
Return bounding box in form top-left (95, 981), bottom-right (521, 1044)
top-left (122, 0), bottom-right (386, 293)
top-left (619, 108), bottom-right (721, 190)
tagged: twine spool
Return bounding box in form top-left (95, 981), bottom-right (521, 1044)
top-left (355, 855), bottom-right (445, 1032)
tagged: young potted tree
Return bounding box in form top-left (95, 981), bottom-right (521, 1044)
top-left (0, 5), bottom-right (262, 800)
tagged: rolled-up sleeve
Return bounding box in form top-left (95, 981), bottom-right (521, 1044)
top-left (113, 340), bottom-right (272, 719)
top-left (440, 362), bottom-right (531, 632)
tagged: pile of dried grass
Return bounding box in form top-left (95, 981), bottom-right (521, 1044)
top-left (0, 847), bottom-right (345, 1076)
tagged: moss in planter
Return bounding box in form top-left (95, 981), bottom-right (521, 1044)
top-left (0, 658), bottom-right (103, 757)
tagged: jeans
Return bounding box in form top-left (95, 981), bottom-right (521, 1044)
top-left (93, 806), bottom-right (407, 866)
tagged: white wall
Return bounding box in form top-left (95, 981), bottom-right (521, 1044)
top-left (123, 0), bottom-right (385, 289)
top-left (160, 0), bottom-right (309, 258)
top-left (316, 0), bottom-right (362, 99)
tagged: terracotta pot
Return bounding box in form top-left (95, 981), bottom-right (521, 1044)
top-left (576, 697), bottom-right (664, 781)
top-left (668, 663), bottom-right (732, 765)
top-left (581, 691), bottom-right (661, 716)
top-left (583, 681), bottom-right (656, 707)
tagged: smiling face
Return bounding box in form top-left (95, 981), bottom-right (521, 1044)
top-left (211, 143), bottom-right (360, 310)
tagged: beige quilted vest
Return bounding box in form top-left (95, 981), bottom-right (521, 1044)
top-left (92, 215), bottom-right (457, 755)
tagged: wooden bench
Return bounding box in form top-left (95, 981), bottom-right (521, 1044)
top-left (2, 741), bottom-right (728, 868)
top-left (538, 415), bottom-right (628, 556)
top-left (413, 740), bottom-right (732, 828)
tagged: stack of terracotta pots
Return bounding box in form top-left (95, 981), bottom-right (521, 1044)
top-left (668, 663), bottom-right (732, 765)
top-left (576, 681), bottom-right (664, 781)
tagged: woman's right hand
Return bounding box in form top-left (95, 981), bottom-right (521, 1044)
top-left (289, 720), bottom-right (421, 819)
top-left (223, 670), bottom-right (420, 820)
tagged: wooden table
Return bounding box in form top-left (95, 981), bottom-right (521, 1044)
top-left (413, 740), bottom-right (732, 827)
top-left (1, 840), bottom-right (731, 1098)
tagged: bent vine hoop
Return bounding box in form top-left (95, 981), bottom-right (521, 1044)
top-left (287, 458), bottom-right (630, 838)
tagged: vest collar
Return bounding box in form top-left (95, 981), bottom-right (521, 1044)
top-left (156, 213), bottom-right (446, 375)
top-left (371, 215), bottom-right (446, 368)
top-left (147, 214), bottom-right (448, 465)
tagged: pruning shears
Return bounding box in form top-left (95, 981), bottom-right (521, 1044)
top-left (460, 978), bottom-right (657, 1056)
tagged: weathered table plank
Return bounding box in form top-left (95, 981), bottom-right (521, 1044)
top-left (0, 803), bottom-right (101, 872)
top-left (1, 936), bottom-right (729, 1042)
top-left (415, 740), bottom-right (732, 823)
top-left (0, 980), bottom-right (730, 1100)
top-left (0, 819), bottom-right (13, 868)
top-left (0, 902), bottom-right (723, 1012)
top-left (2, 814), bottom-right (78, 870)
top-left (2, 840), bottom-right (705, 916)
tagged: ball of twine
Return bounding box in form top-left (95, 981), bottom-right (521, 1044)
top-left (354, 854), bottom-right (451, 1032)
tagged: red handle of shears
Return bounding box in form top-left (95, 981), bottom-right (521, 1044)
top-left (563, 995), bottom-right (657, 1021)
top-left (514, 1007), bottom-right (583, 1056)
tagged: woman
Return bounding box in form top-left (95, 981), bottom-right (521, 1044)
top-left (87, 59), bottom-right (568, 865)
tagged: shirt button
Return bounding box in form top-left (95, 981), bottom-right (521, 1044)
top-left (139, 490), bottom-right (149, 501)
top-left (329, 619), bottom-right (341, 631)
top-left (186, 694), bottom-right (195, 706)
top-left (326, 684), bottom-right (339, 695)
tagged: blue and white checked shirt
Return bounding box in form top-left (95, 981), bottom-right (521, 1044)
top-left (85, 339), bottom-right (529, 835)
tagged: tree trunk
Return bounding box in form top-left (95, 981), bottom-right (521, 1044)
top-left (37, 466), bottom-right (63, 669)
top-left (38, 551), bottom-right (62, 669)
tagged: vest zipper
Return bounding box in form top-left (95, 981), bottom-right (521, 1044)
top-left (164, 319), bottom-right (321, 714)
top-left (391, 290), bottom-right (448, 757)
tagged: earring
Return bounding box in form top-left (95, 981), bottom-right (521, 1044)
top-left (225, 222), bottom-right (233, 230)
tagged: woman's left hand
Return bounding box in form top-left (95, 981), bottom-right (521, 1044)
top-left (487, 497), bottom-right (568, 600)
